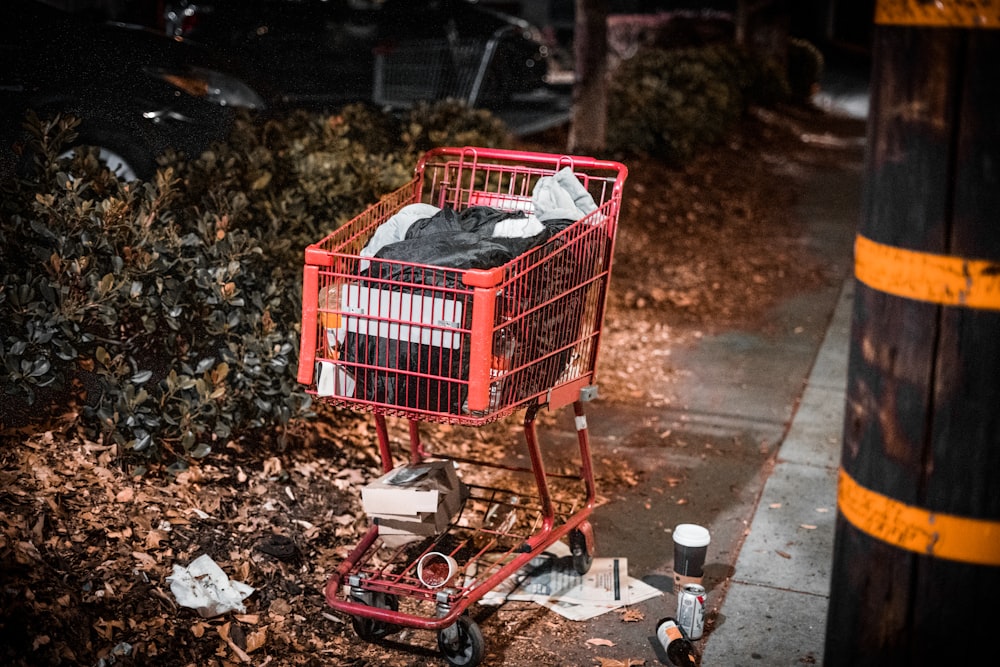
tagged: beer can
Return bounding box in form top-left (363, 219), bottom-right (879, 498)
top-left (676, 583), bottom-right (706, 640)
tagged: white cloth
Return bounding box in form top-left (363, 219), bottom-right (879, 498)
top-left (531, 167), bottom-right (599, 222)
top-left (492, 214), bottom-right (546, 239)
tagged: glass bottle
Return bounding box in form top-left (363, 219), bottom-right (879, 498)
top-left (655, 617), bottom-right (698, 666)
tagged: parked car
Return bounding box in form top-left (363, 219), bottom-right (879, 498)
top-left (1, 0), bottom-right (265, 181)
top-left (157, 0), bottom-right (553, 112)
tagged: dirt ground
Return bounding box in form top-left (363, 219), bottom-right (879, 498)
top-left (0, 103), bottom-right (865, 667)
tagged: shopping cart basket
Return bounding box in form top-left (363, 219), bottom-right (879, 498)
top-left (298, 146), bottom-right (627, 666)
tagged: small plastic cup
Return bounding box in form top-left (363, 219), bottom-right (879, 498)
top-left (672, 523), bottom-right (711, 593)
top-left (417, 551), bottom-right (458, 589)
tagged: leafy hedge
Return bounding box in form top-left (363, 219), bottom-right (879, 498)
top-left (606, 42), bottom-right (790, 163)
top-left (0, 102), bottom-right (508, 469)
top-left (1, 39), bottom-right (805, 468)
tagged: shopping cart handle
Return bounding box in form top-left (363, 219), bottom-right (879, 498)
top-left (461, 267), bottom-right (503, 288)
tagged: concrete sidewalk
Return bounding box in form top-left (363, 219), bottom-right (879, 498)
top-left (480, 66), bottom-right (869, 664)
top-left (697, 78), bottom-right (867, 663)
top-left (700, 278), bottom-right (853, 666)
top-left (538, 134), bottom-right (864, 667)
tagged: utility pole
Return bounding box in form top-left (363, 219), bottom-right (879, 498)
top-left (825, 1), bottom-right (1000, 664)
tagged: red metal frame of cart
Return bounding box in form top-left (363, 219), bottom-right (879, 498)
top-left (297, 146), bottom-right (627, 664)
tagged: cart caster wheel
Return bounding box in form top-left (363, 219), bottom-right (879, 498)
top-left (350, 592), bottom-right (399, 641)
top-left (437, 615), bottom-right (485, 667)
top-left (570, 524), bottom-right (595, 575)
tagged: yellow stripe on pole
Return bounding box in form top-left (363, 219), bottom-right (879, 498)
top-left (837, 468), bottom-right (1000, 567)
top-left (876, 0), bottom-right (1000, 28)
top-left (854, 234), bottom-right (1000, 310)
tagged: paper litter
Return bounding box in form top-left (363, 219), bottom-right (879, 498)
top-left (167, 554), bottom-right (255, 618)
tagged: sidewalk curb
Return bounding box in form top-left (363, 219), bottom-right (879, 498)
top-left (700, 279), bottom-right (854, 666)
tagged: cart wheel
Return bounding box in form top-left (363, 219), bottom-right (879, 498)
top-left (570, 524), bottom-right (595, 575)
top-left (350, 592), bottom-right (399, 642)
top-left (437, 615), bottom-right (485, 667)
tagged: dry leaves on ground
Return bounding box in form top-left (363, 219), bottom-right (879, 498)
top-left (1, 103), bottom-right (864, 667)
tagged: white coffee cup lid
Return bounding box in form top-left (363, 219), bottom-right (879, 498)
top-left (673, 523), bottom-right (711, 547)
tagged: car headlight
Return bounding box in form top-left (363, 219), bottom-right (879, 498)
top-left (146, 66), bottom-right (265, 110)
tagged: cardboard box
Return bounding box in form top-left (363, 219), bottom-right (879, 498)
top-left (372, 508), bottom-right (452, 536)
top-left (361, 460), bottom-right (464, 518)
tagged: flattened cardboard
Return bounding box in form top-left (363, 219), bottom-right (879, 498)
top-left (361, 460), bottom-right (463, 517)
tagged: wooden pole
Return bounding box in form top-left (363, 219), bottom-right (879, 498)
top-left (825, 2), bottom-right (1000, 665)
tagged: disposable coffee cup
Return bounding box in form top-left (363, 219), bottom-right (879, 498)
top-left (417, 551), bottom-right (458, 589)
top-left (672, 523), bottom-right (710, 593)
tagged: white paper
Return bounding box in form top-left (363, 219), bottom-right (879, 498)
top-left (316, 361), bottom-right (355, 398)
top-left (478, 541), bottom-right (662, 621)
top-left (167, 554), bottom-right (255, 618)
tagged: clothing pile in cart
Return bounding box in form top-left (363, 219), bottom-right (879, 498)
top-left (360, 166), bottom-right (599, 269)
top-left (321, 167), bottom-right (605, 414)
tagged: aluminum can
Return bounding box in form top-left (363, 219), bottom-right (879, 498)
top-left (676, 583), bottom-right (706, 640)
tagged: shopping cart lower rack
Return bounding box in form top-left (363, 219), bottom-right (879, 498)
top-left (298, 146), bottom-right (628, 666)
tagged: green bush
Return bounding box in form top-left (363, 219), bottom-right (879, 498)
top-left (607, 43), bottom-right (790, 163)
top-left (0, 101), bottom-right (509, 469)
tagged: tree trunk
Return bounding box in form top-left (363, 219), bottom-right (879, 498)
top-left (567, 0), bottom-right (608, 154)
top-left (736, 0), bottom-right (790, 68)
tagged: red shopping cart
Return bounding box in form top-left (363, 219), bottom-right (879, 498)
top-left (298, 146), bottom-right (627, 666)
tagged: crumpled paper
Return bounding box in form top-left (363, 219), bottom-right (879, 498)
top-left (167, 554), bottom-right (255, 618)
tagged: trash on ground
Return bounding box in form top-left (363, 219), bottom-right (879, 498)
top-left (167, 554), bottom-right (255, 618)
top-left (479, 541), bottom-right (662, 621)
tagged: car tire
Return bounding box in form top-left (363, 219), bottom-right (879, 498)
top-left (60, 124), bottom-right (158, 182)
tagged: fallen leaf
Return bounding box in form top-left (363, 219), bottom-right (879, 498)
top-left (594, 658), bottom-right (646, 667)
top-left (799, 524), bottom-right (817, 530)
top-left (93, 617), bottom-right (125, 641)
top-left (145, 529), bottom-right (170, 550)
top-left (769, 502), bottom-right (782, 509)
top-left (245, 626), bottom-right (268, 653)
top-left (131, 550), bottom-right (158, 569)
top-left (218, 622), bottom-right (252, 663)
top-left (586, 637), bottom-right (616, 647)
top-left (269, 598), bottom-right (292, 617)
top-left (263, 457), bottom-right (283, 477)
top-left (776, 550), bottom-right (792, 559)
top-left (619, 608), bottom-right (645, 623)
